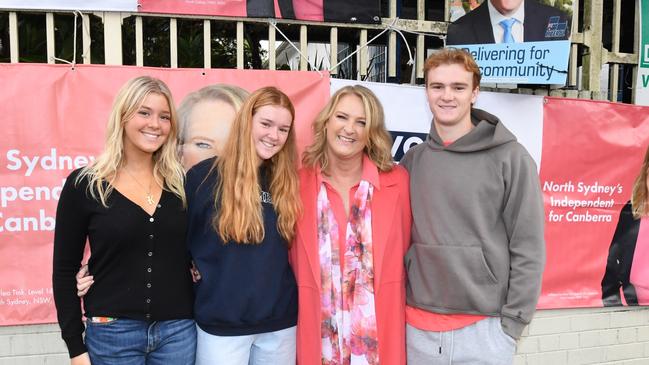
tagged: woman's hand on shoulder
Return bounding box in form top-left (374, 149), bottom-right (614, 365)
top-left (76, 264), bottom-right (94, 297)
top-left (70, 352), bottom-right (91, 365)
top-left (190, 260), bottom-right (202, 283)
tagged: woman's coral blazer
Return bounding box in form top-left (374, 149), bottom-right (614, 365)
top-left (290, 163), bottom-right (411, 364)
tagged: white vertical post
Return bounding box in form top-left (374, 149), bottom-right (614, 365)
top-left (237, 21), bottom-right (244, 69)
top-left (103, 12), bottom-right (123, 65)
top-left (204, 20), bottom-right (211, 69)
top-left (46, 13), bottom-right (55, 64)
top-left (9, 12), bottom-right (19, 63)
top-left (388, 0), bottom-right (397, 78)
top-left (136, 16), bottom-right (143, 66)
top-left (416, 35), bottom-right (424, 79)
top-left (268, 23), bottom-right (276, 70)
top-left (170, 18), bottom-right (178, 68)
top-left (359, 29), bottom-right (368, 77)
top-left (330, 27), bottom-right (338, 75)
top-left (300, 25), bottom-right (308, 71)
top-left (416, 0), bottom-right (425, 79)
top-left (82, 14), bottom-right (91, 64)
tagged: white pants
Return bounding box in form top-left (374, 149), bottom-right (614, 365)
top-left (195, 325), bottom-right (296, 365)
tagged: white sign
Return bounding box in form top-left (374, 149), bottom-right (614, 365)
top-left (0, 0), bottom-right (138, 11)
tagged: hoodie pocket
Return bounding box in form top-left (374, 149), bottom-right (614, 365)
top-left (405, 242), bottom-right (502, 314)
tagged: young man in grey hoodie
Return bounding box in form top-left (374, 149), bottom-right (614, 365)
top-left (400, 48), bottom-right (545, 365)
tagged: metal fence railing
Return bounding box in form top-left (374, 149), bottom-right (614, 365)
top-left (0, 0), bottom-right (640, 103)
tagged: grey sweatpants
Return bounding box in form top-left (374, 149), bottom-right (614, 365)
top-left (406, 317), bottom-right (516, 365)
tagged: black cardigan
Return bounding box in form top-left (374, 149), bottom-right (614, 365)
top-left (601, 201), bottom-right (640, 306)
top-left (52, 168), bottom-right (193, 358)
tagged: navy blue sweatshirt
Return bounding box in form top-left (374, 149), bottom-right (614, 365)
top-left (185, 158), bottom-right (298, 336)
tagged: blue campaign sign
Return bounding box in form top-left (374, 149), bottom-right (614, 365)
top-left (459, 40), bottom-right (570, 85)
top-left (389, 131), bottom-right (427, 162)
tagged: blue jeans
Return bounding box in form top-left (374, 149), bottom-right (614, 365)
top-left (85, 318), bottom-right (196, 365)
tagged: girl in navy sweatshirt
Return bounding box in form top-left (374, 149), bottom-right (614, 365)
top-left (185, 86), bottom-right (300, 364)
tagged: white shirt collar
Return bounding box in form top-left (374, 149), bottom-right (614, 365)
top-left (487, 0), bottom-right (525, 43)
top-left (487, 0), bottom-right (525, 25)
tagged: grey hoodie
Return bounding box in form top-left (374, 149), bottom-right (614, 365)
top-left (400, 108), bottom-right (545, 340)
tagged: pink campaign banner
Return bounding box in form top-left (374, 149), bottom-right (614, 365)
top-left (138, 0), bottom-right (381, 23)
top-left (2, 64), bottom-right (649, 326)
top-left (538, 97), bottom-right (649, 308)
top-left (140, 0), bottom-right (248, 18)
top-left (0, 64), bottom-right (329, 325)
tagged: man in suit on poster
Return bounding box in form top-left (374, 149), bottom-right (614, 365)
top-left (446, 0), bottom-right (570, 45)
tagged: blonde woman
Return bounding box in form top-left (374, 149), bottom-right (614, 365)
top-left (177, 84), bottom-right (249, 170)
top-left (53, 76), bottom-right (194, 365)
top-left (602, 145), bottom-right (649, 306)
top-left (291, 85), bottom-right (411, 364)
top-left (186, 86), bottom-right (301, 364)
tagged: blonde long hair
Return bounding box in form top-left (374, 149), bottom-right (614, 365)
top-left (302, 85), bottom-right (394, 172)
top-left (632, 145), bottom-right (649, 218)
top-left (77, 76), bottom-right (185, 206)
top-left (213, 86), bottom-right (300, 244)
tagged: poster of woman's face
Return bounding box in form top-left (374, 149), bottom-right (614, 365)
top-left (177, 85), bottom-right (249, 170)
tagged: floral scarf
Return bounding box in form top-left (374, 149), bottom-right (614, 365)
top-left (318, 180), bottom-right (379, 365)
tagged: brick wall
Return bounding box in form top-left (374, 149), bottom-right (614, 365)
top-left (1, 307), bottom-right (648, 364)
top-left (515, 307), bottom-right (649, 365)
top-left (0, 324), bottom-right (67, 365)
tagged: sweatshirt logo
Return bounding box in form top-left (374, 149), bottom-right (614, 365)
top-left (260, 191), bottom-right (272, 204)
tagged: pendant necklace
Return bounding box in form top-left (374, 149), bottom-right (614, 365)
top-left (124, 168), bottom-right (155, 205)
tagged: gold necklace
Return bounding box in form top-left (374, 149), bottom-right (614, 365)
top-left (123, 168), bottom-right (155, 205)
